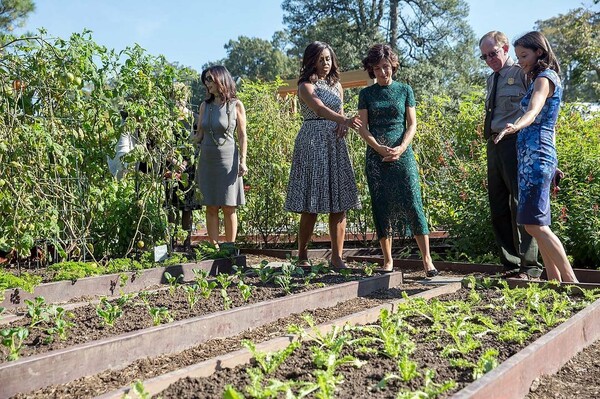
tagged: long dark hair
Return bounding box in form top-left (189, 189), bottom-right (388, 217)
top-left (297, 41), bottom-right (340, 86)
top-left (513, 31), bottom-right (560, 79)
top-left (201, 65), bottom-right (237, 104)
top-left (362, 44), bottom-right (400, 79)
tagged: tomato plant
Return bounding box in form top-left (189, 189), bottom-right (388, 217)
top-left (0, 30), bottom-right (198, 260)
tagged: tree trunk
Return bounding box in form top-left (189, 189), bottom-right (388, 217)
top-left (389, 0), bottom-right (399, 49)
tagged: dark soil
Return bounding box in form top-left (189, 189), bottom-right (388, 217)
top-left (12, 281), bottom-right (431, 398)
top-left (1, 265), bottom-right (374, 363)
top-left (154, 288), bottom-right (590, 399)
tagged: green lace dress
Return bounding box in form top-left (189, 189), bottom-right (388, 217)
top-left (358, 81), bottom-right (430, 239)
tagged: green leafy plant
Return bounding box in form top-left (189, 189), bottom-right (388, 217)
top-left (242, 367), bottom-right (303, 399)
top-left (497, 319), bottom-right (531, 344)
top-left (254, 260), bottom-right (278, 284)
top-left (119, 273), bottom-right (129, 288)
top-left (123, 380), bottom-right (154, 399)
top-left (198, 276), bottom-right (217, 299)
top-left (223, 385), bottom-right (244, 399)
top-left (215, 273), bottom-right (233, 309)
top-left (45, 306), bottom-right (75, 342)
top-left (338, 268), bottom-right (353, 280)
top-left (396, 369), bottom-right (457, 398)
top-left (181, 283), bottom-right (201, 310)
top-left (163, 271), bottom-right (183, 295)
top-left (472, 348), bottom-right (499, 379)
top-left (273, 263), bottom-right (302, 295)
top-left (136, 290), bottom-right (155, 309)
top-left (25, 296), bottom-right (51, 328)
top-left (148, 306), bottom-right (172, 326)
top-left (363, 262), bottom-right (376, 276)
top-left (48, 261), bottom-right (103, 283)
top-left (220, 289), bottom-right (233, 310)
top-left (242, 339), bottom-right (300, 375)
top-left (215, 273), bottom-right (233, 290)
top-left (96, 297), bottom-right (125, 327)
top-left (310, 262), bottom-right (330, 275)
top-left (375, 354), bottom-right (421, 390)
top-left (303, 271), bottom-right (318, 286)
top-left (237, 280), bottom-right (253, 302)
top-left (441, 317), bottom-right (483, 357)
top-left (1, 327), bottom-right (29, 361)
top-left (0, 270), bottom-right (42, 295)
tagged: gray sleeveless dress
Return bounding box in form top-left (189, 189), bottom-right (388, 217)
top-left (196, 99), bottom-right (245, 206)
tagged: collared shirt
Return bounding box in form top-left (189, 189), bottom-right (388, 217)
top-left (486, 58), bottom-right (528, 134)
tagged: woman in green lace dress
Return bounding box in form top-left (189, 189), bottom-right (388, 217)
top-left (357, 44), bottom-right (438, 276)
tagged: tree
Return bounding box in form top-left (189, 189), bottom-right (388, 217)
top-left (0, 0), bottom-right (34, 33)
top-left (281, 0), bottom-right (481, 98)
top-left (204, 34), bottom-right (297, 82)
top-left (536, 7), bottom-right (600, 102)
top-left (282, 0), bottom-right (385, 68)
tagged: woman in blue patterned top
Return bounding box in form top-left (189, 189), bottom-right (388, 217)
top-left (357, 44), bottom-right (438, 277)
top-left (494, 31), bottom-right (577, 283)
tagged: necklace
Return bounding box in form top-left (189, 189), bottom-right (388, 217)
top-left (207, 100), bottom-right (233, 146)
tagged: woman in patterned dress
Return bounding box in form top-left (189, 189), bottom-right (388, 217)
top-left (494, 32), bottom-right (577, 282)
top-left (193, 66), bottom-right (247, 247)
top-left (284, 42), bottom-right (362, 268)
top-left (357, 44), bottom-right (438, 276)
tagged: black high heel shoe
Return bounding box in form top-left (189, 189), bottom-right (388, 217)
top-left (426, 268), bottom-right (439, 278)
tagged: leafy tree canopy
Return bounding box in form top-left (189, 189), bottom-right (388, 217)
top-left (0, 0), bottom-right (34, 34)
top-left (281, 0), bottom-right (481, 99)
top-left (536, 6), bottom-right (600, 102)
top-left (203, 34), bottom-right (297, 82)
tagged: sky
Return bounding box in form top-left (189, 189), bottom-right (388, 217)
top-left (14, 0), bottom-right (593, 70)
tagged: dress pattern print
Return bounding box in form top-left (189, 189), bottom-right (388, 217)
top-left (285, 80), bottom-right (360, 214)
top-left (516, 69), bottom-right (562, 225)
top-left (358, 81), bottom-right (429, 239)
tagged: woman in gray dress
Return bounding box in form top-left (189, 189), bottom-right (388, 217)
top-left (194, 66), bottom-right (247, 246)
top-left (284, 42), bottom-right (362, 268)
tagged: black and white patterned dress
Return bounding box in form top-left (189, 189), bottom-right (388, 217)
top-left (284, 80), bottom-right (359, 214)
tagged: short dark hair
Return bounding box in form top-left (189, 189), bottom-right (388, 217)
top-left (298, 41), bottom-right (340, 86)
top-left (513, 31), bottom-right (560, 79)
top-left (362, 44), bottom-right (400, 79)
top-left (201, 65), bottom-right (237, 104)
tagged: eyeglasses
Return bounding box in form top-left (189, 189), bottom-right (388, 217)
top-left (480, 48), bottom-right (502, 61)
top-left (204, 75), bottom-right (214, 83)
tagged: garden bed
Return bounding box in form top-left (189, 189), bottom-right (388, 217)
top-left (137, 279), bottom-right (600, 399)
top-left (0, 266), bottom-right (402, 397)
top-left (13, 276), bottom-right (433, 399)
top-left (0, 256), bottom-right (246, 310)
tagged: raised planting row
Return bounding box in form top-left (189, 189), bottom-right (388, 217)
top-left (97, 283), bottom-right (459, 399)
top-left (0, 255), bottom-right (245, 310)
top-left (14, 282), bottom-right (434, 399)
top-left (145, 278), bottom-right (600, 399)
top-left (0, 263), bottom-right (403, 397)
